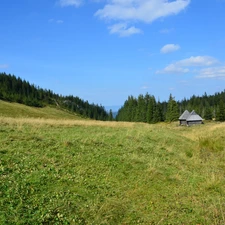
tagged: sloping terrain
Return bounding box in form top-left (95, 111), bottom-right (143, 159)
top-left (0, 100), bottom-right (83, 120)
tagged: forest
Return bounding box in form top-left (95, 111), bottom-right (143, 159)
top-left (116, 91), bottom-right (225, 123)
top-left (1, 72), bottom-right (225, 123)
top-left (0, 73), bottom-right (109, 121)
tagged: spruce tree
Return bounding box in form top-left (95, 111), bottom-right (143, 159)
top-left (166, 94), bottom-right (179, 122)
top-left (109, 109), bottom-right (113, 121)
top-left (216, 99), bottom-right (225, 121)
top-left (204, 106), bottom-right (212, 120)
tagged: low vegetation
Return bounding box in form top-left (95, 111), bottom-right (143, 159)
top-left (0, 100), bottom-right (83, 120)
top-left (1, 112), bottom-right (225, 224)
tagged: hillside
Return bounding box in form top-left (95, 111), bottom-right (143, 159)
top-left (0, 73), bottom-right (109, 120)
top-left (1, 115), bottom-right (225, 224)
top-left (0, 100), bottom-right (83, 120)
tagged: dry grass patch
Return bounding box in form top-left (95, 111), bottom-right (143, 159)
top-left (0, 116), bottom-right (136, 128)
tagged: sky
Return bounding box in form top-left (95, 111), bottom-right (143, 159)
top-left (1, 0), bottom-right (225, 110)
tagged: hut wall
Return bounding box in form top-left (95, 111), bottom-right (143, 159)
top-left (187, 121), bottom-right (202, 126)
top-left (180, 120), bottom-right (187, 125)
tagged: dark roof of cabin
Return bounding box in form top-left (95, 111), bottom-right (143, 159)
top-left (186, 110), bottom-right (203, 121)
top-left (179, 110), bottom-right (190, 120)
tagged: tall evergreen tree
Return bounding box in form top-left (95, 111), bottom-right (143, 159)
top-left (108, 109), bottom-right (113, 121)
top-left (135, 94), bottom-right (146, 122)
top-left (204, 105), bottom-right (212, 120)
top-left (166, 94), bottom-right (179, 122)
top-left (216, 99), bottom-right (225, 121)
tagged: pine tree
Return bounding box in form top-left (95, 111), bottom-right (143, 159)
top-left (216, 99), bottom-right (225, 121)
top-left (135, 94), bottom-right (146, 122)
top-left (204, 106), bottom-right (212, 120)
top-left (146, 95), bottom-right (156, 123)
top-left (166, 94), bottom-right (179, 122)
top-left (109, 109), bottom-right (113, 121)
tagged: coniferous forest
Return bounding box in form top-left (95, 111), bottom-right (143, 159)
top-left (116, 92), bottom-right (225, 123)
top-left (0, 73), bottom-right (108, 120)
top-left (1, 72), bottom-right (225, 122)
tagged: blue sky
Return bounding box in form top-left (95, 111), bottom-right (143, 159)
top-left (1, 0), bottom-right (225, 109)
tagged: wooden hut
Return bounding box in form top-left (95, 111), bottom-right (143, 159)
top-left (179, 110), bottom-right (203, 126)
top-left (186, 110), bottom-right (203, 126)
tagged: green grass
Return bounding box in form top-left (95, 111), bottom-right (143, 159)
top-left (0, 100), bottom-right (82, 119)
top-left (1, 115), bottom-right (225, 224)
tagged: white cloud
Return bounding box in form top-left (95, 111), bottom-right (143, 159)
top-left (108, 23), bottom-right (142, 37)
top-left (197, 66), bottom-right (225, 78)
top-left (176, 56), bottom-right (219, 67)
top-left (48, 19), bottom-right (64, 24)
top-left (0, 64), bottom-right (9, 69)
top-left (160, 44), bottom-right (180, 54)
top-left (95, 0), bottom-right (190, 36)
top-left (57, 0), bottom-right (82, 7)
top-left (156, 56), bottom-right (219, 74)
top-left (156, 64), bottom-right (189, 74)
top-left (141, 85), bottom-right (150, 90)
top-left (56, 20), bottom-right (64, 24)
top-left (95, 0), bottom-right (190, 23)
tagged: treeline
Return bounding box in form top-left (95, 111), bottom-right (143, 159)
top-left (116, 94), bottom-right (178, 123)
top-left (0, 73), bottom-right (108, 120)
top-left (178, 92), bottom-right (225, 121)
top-left (116, 91), bottom-right (225, 123)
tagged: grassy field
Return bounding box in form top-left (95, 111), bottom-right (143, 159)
top-left (1, 103), bottom-right (225, 224)
top-left (0, 100), bottom-right (83, 120)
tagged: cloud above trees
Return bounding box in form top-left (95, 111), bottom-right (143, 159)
top-left (0, 64), bottom-right (9, 69)
top-left (156, 56), bottom-right (221, 77)
top-left (57, 0), bottom-right (190, 36)
top-left (95, 0), bottom-right (190, 36)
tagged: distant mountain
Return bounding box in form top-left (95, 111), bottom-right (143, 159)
top-left (104, 105), bottom-right (121, 112)
top-left (104, 105), bottom-right (121, 119)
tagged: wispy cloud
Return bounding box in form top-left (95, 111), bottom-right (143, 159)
top-left (156, 56), bottom-right (219, 74)
top-left (48, 19), bottom-right (64, 24)
top-left (56, 20), bottom-right (64, 24)
top-left (160, 44), bottom-right (180, 54)
top-left (95, 0), bottom-right (190, 36)
top-left (95, 0), bottom-right (190, 23)
top-left (159, 28), bottom-right (174, 34)
top-left (0, 64), bottom-right (9, 69)
top-left (108, 23), bottom-right (142, 37)
top-left (57, 0), bottom-right (83, 7)
top-left (197, 66), bottom-right (225, 79)
top-left (156, 64), bottom-right (189, 74)
top-left (176, 56), bottom-right (218, 67)
top-left (141, 85), bottom-right (150, 90)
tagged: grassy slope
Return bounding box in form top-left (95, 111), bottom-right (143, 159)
top-left (0, 100), bottom-right (83, 120)
top-left (0, 105), bottom-right (225, 224)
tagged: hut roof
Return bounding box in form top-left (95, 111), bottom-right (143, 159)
top-left (186, 110), bottom-right (203, 121)
top-left (179, 110), bottom-right (190, 120)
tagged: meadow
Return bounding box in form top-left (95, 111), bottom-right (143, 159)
top-left (1, 102), bottom-right (225, 224)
